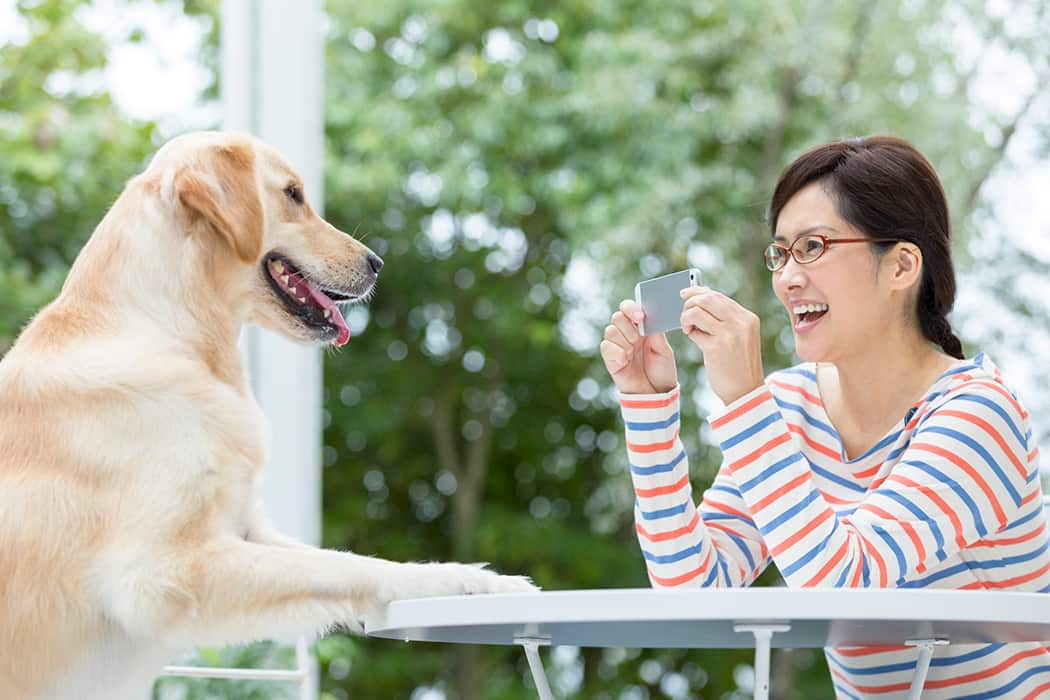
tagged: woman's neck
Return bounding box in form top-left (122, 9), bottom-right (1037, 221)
top-left (818, 327), bottom-right (959, 449)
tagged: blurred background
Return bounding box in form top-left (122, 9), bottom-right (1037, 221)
top-left (1, 0), bottom-right (1048, 698)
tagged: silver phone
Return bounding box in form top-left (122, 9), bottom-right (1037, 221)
top-left (634, 268), bottom-right (702, 336)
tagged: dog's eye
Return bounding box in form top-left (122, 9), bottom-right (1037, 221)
top-left (284, 185), bottom-right (303, 204)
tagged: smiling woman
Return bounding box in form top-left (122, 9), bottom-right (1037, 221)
top-left (600, 136), bottom-right (1050, 699)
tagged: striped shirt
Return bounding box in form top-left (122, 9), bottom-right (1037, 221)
top-left (623, 353), bottom-right (1050, 699)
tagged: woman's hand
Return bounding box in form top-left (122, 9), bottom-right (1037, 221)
top-left (600, 299), bottom-right (678, 395)
top-left (680, 286), bottom-right (764, 405)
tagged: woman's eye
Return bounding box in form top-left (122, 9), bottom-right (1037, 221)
top-left (285, 185), bottom-right (303, 204)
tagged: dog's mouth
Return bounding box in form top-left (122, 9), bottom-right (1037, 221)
top-left (262, 252), bottom-right (356, 347)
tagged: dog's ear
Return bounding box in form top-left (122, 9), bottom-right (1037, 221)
top-left (174, 143), bottom-right (263, 264)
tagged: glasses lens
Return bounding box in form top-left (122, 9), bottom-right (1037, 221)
top-left (764, 244), bottom-right (786, 271)
top-left (795, 234), bottom-right (826, 263)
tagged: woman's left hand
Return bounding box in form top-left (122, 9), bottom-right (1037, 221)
top-left (680, 286), bottom-right (765, 406)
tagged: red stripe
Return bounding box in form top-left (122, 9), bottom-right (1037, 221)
top-left (857, 504), bottom-right (927, 572)
top-left (768, 378), bottom-right (822, 407)
top-left (620, 391), bottom-right (679, 409)
top-left (925, 646), bottom-right (1049, 689)
top-left (802, 537), bottom-right (850, 587)
top-left (709, 390), bottom-right (772, 429)
top-left (1022, 489), bottom-right (1041, 506)
top-left (859, 531), bottom-right (888, 587)
top-left (771, 508), bottom-right (833, 557)
top-left (911, 442), bottom-right (1007, 529)
top-left (728, 433), bottom-right (793, 473)
top-left (972, 523), bottom-right (1046, 548)
top-left (1023, 681), bottom-right (1050, 700)
top-left (829, 667), bottom-right (909, 694)
top-left (636, 511), bottom-right (700, 543)
top-left (937, 408), bottom-right (1027, 480)
top-left (635, 474), bottom-right (690, 498)
top-left (833, 646), bottom-right (908, 657)
top-left (751, 471), bottom-right (810, 514)
top-left (649, 545), bottom-right (711, 586)
top-left (706, 499), bottom-right (754, 521)
top-left (887, 474), bottom-right (967, 548)
top-left (852, 462), bottom-right (883, 479)
top-left (626, 429), bottom-right (680, 454)
top-left (786, 422), bottom-right (840, 461)
top-left (952, 379), bottom-right (1027, 419)
top-left (980, 558), bottom-right (1050, 589)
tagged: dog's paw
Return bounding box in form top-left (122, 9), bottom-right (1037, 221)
top-left (393, 562), bottom-right (539, 602)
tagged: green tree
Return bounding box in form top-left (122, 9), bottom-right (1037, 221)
top-left (3, 1), bottom-right (1048, 699)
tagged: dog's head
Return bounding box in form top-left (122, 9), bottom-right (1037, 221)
top-left (148, 131), bottom-right (379, 347)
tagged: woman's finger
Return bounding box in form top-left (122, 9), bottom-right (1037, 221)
top-left (619, 299), bottom-right (645, 325)
top-left (611, 309), bottom-right (642, 345)
top-left (599, 339), bottom-right (628, 372)
top-left (681, 304), bottom-right (721, 335)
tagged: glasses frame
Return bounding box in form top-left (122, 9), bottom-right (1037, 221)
top-left (764, 233), bottom-right (900, 272)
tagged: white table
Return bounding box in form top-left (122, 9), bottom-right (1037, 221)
top-left (368, 588), bottom-right (1050, 700)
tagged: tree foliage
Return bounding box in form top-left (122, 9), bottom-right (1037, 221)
top-left (1, 1), bottom-right (1047, 699)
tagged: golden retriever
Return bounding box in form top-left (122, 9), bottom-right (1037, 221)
top-left (0, 131), bottom-right (534, 700)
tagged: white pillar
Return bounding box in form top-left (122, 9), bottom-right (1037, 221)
top-left (222, 0), bottom-right (324, 548)
top-left (221, 3), bottom-right (323, 698)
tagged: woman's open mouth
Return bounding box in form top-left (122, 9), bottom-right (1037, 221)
top-left (263, 253), bottom-right (354, 346)
top-left (792, 303), bottom-right (828, 332)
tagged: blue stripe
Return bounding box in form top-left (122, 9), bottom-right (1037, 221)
top-left (639, 501), bottom-right (688, 520)
top-left (758, 490), bottom-right (821, 534)
top-left (703, 512), bottom-right (756, 527)
top-left (829, 679), bottom-right (862, 700)
top-left (772, 396), bottom-right (838, 440)
top-left (920, 425), bottom-right (1022, 506)
top-left (871, 523), bottom-right (908, 585)
top-left (901, 540), bottom-right (1050, 588)
top-left (903, 459), bottom-right (989, 540)
top-left (716, 529), bottom-right (756, 570)
top-left (828, 643), bottom-right (1005, 676)
top-left (954, 663), bottom-right (1050, 700)
top-left (877, 488), bottom-right (947, 563)
top-left (776, 366), bottom-right (817, 381)
top-left (641, 542), bottom-right (703, 565)
top-left (780, 537), bottom-right (831, 578)
top-left (719, 413), bottom-right (779, 451)
top-left (954, 393), bottom-right (1028, 448)
top-left (701, 562), bottom-right (719, 587)
top-left (811, 461), bottom-right (868, 494)
top-left (625, 411), bottom-right (680, 431)
top-left (630, 449), bottom-right (686, 476)
top-left (708, 482), bottom-right (744, 498)
top-left (736, 453), bottom-right (804, 494)
top-left (931, 643), bottom-right (1007, 667)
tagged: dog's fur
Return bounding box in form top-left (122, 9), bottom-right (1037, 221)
top-left (0, 132), bottom-right (533, 699)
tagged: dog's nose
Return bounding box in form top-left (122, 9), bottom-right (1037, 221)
top-left (366, 251), bottom-right (384, 275)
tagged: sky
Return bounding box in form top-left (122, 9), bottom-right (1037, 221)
top-left (1, 0), bottom-right (1047, 456)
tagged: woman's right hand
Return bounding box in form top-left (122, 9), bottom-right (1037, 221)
top-left (600, 299), bottom-right (678, 395)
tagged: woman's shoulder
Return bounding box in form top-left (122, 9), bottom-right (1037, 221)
top-left (922, 352), bottom-right (1030, 422)
top-left (763, 362), bottom-right (822, 407)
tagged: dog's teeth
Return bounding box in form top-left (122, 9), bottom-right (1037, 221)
top-left (323, 309), bottom-right (331, 319)
top-left (298, 296), bottom-right (306, 303)
top-left (272, 260), bottom-right (284, 273)
top-left (280, 275), bottom-right (290, 285)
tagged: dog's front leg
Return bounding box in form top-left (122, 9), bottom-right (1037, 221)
top-left (108, 537), bottom-right (535, 648)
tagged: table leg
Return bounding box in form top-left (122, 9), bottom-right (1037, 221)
top-left (734, 624), bottom-right (791, 700)
top-left (905, 638), bottom-right (949, 700)
top-left (515, 636), bottom-right (555, 700)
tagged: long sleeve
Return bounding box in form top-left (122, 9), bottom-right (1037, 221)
top-left (708, 380), bottom-right (1034, 588)
top-left (622, 387), bottom-right (770, 588)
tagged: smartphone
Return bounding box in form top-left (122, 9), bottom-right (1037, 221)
top-left (634, 268), bottom-right (702, 336)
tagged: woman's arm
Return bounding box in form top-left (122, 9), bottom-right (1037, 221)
top-left (624, 387), bottom-right (771, 588)
top-left (709, 380), bottom-right (1034, 588)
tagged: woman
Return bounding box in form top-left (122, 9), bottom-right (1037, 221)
top-left (600, 136), bottom-right (1049, 698)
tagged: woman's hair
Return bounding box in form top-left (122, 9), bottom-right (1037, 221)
top-left (768, 135), bottom-right (964, 359)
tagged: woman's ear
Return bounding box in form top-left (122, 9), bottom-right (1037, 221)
top-left (887, 242), bottom-right (923, 291)
top-left (174, 143), bottom-right (263, 264)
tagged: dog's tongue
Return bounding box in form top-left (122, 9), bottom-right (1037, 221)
top-left (302, 283), bottom-right (351, 347)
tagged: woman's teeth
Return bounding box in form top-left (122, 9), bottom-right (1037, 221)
top-left (792, 303), bottom-right (829, 315)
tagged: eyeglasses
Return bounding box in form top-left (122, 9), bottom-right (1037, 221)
top-left (764, 233), bottom-right (900, 272)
